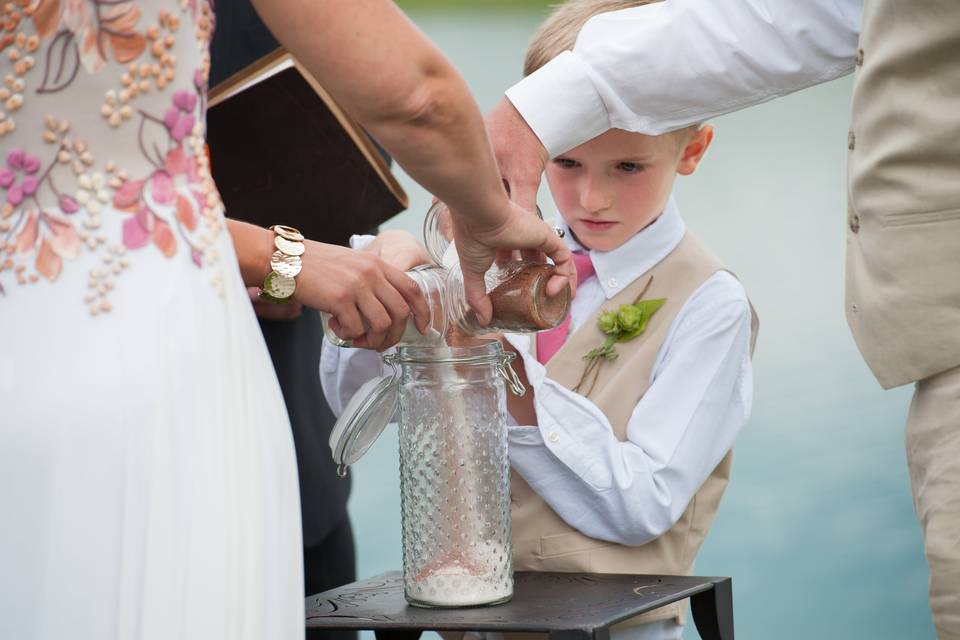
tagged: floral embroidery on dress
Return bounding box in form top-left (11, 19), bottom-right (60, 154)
top-left (0, 0), bottom-right (226, 313)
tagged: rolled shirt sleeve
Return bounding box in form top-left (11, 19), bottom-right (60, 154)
top-left (506, 0), bottom-right (861, 157)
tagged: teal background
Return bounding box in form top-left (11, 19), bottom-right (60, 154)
top-left (341, 7), bottom-right (934, 639)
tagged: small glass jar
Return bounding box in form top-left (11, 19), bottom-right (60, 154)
top-left (322, 260), bottom-right (570, 346)
top-left (321, 265), bottom-right (449, 348)
top-left (329, 340), bottom-right (524, 607)
top-left (422, 200), bottom-right (543, 267)
top-left (445, 260), bottom-right (570, 334)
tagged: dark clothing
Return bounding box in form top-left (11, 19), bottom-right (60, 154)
top-left (209, 3), bottom-right (357, 628)
top-left (303, 518), bottom-right (358, 640)
top-left (209, 1), bottom-right (279, 88)
top-left (258, 310), bottom-right (352, 547)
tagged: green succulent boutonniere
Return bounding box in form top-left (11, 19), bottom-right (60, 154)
top-left (574, 277), bottom-right (666, 395)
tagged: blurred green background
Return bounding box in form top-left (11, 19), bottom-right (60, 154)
top-left (341, 3), bottom-right (936, 639)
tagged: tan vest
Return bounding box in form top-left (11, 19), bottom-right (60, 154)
top-left (845, 0), bottom-right (960, 389)
top-left (511, 233), bottom-right (756, 628)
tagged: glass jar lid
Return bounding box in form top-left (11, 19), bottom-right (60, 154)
top-left (328, 374), bottom-right (398, 477)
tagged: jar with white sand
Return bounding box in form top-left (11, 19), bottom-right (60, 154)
top-left (330, 339), bottom-right (524, 607)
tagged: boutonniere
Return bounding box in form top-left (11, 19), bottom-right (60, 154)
top-left (574, 277), bottom-right (666, 395)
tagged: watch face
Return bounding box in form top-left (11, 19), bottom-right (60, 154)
top-left (263, 271), bottom-right (296, 299)
top-left (270, 250), bottom-right (303, 278)
top-left (274, 235), bottom-right (305, 257)
top-left (272, 225), bottom-right (305, 242)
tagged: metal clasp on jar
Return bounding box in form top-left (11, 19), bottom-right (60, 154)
top-left (498, 354), bottom-right (526, 397)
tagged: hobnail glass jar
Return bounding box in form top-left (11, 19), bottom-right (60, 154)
top-left (329, 340), bottom-right (525, 607)
top-left (386, 340), bottom-right (522, 607)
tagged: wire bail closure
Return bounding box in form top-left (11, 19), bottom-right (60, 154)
top-left (498, 356), bottom-right (526, 397)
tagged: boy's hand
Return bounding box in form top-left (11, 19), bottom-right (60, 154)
top-left (363, 229), bottom-right (433, 272)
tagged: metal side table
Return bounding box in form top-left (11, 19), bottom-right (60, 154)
top-left (305, 571), bottom-right (733, 640)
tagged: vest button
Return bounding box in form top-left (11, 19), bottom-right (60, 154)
top-left (849, 214), bottom-right (860, 233)
top-left (848, 130), bottom-right (856, 150)
top-left (851, 303), bottom-right (859, 313)
top-left (855, 48), bottom-right (864, 66)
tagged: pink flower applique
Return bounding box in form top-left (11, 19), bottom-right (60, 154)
top-left (1, 148), bottom-right (42, 209)
top-left (164, 90), bottom-right (197, 142)
top-left (115, 144), bottom-right (206, 264)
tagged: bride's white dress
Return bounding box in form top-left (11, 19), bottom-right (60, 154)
top-left (0, 1), bottom-right (303, 638)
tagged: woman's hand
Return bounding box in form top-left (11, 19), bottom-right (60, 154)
top-left (296, 240), bottom-right (430, 351)
top-left (362, 229), bottom-right (432, 272)
top-left (228, 220), bottom-right (428, 351)
top-left (450, 201), bottom-right (575, 325)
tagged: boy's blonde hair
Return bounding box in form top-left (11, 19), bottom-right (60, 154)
top-left (524, 0), bottom-right (659, 77)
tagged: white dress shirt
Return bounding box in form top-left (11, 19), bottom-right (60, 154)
top-left (502, 198), bottom-right (753, 549)
top-left (506, 0), bottom-right (862, 156)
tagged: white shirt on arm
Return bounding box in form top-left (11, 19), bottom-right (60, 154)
top-left (505, 0), bottom-right (862, 156)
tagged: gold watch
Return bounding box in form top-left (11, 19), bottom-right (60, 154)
top-left (259, 225), bottom-right (304, 304)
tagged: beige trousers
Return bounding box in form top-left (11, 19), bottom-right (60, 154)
top-left (907, 364), bottom-right (960, 639)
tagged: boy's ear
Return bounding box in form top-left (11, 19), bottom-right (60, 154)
top-left (676, 124), bottom-right (714, 176)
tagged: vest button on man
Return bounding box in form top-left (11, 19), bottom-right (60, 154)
top-left (849, 214), bottom-right (860, 233)
top-left (848, 130), bottom-right (856, 150)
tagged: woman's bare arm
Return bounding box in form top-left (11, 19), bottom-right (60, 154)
top-left (248, 0), bottom-right (574, 319)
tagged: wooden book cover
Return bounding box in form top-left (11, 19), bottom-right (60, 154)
top-left (206, 48), bottom-right (408, 246)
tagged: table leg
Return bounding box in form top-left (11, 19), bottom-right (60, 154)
top-left (375, 631), bottom-right (423, 640)
top-left (690, 579), bottom-right (734, 640)
top-left (549, 628), bottom-right (610, 640)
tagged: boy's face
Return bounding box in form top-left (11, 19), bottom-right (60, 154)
top-left (546, 126), bottom-right (713, 252)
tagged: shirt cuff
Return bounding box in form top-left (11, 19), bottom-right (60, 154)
top-left (505, 51), bottom-right (610, 158)
top-left (349, 234), bottom-right (376, 251)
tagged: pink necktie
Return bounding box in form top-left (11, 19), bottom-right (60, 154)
top-left (536, 252), bottom-right (595, 364)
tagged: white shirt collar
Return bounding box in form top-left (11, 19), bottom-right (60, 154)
top-left (557, 195), bottom-right (686, 299)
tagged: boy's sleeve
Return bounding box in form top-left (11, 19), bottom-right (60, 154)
top-left (319, 338), bottom-right (386, 418)
top-left (505, 272), bottom-right (753, 546)
top-left (506, 0), bottom-right (861, 157)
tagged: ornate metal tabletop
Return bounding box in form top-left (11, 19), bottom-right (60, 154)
top-left (305, 571), bottom-right (733, 640)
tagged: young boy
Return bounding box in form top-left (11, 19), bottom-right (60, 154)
top-left (321, 2), bottom-right (757, 639)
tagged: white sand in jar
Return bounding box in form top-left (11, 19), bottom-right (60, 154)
top-left (399, 323), bottom-right (443, 346)
top-left (407, 552), bottom-right (512, 607)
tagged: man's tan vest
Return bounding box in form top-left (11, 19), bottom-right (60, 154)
top-left (846, 0), bottom-right (960, 389)
top-left (511, 233), bottom-right (757, 628)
